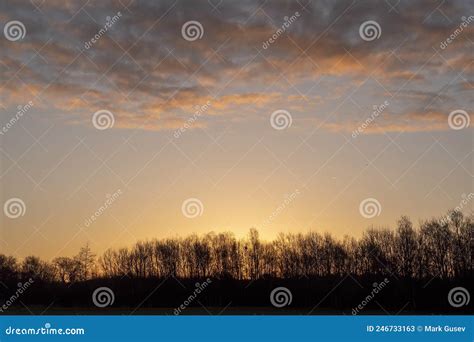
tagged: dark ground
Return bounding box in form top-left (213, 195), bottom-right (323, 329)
top-left (1, 276), bottom-right (472, 315)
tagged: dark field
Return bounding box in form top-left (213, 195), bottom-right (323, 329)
top-left (1, 277), bottom-right (472, 315)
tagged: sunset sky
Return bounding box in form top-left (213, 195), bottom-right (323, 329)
top-left (0, 0), bottom-right (472, 260)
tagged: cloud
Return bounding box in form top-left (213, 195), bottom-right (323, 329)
top-left (0, 0), bottom-right (472, 133)
top-left (324, 110), bottom-right (471, 134)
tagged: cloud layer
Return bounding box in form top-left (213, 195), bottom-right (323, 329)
top-left (1, 0), bottom-right (472, 133)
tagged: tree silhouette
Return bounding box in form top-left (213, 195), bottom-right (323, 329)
top-left (0, 211), bottom-right (472, 313)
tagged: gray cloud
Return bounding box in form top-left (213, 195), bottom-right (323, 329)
top-left (0, 0), bottom-right (472, 131)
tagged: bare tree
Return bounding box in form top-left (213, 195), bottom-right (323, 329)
top-left (76, 243), bottom-right (96, 280)
top-left (395, 216), bottom-right (417, 277)
top-left (52, 257), bottom-right (80, 283)
top-left (3, 211), bottom-right (471, 286)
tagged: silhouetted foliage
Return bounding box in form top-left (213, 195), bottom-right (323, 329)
top-left (0, 212), bottom-right (472, 313)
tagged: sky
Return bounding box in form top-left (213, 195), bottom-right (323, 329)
top-left (0, 0), bottom-right (472, 260)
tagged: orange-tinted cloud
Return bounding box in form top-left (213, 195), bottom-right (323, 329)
top-left (1, 0), bottom-right (472, 133)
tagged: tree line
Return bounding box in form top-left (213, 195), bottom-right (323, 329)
top-left (0, 211), bottom-right (472, 284)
